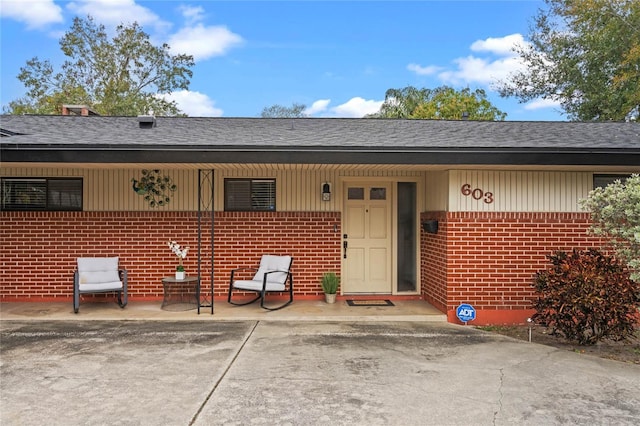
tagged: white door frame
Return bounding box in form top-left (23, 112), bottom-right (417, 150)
top-left (340, 176), bottom-right (422, 295)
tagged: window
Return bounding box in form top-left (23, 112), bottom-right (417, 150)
top-left (347, 187), bottom-right (364, 200)
top-left (370, 187), bottom-right (387, 200)
top-left (593, 174), bottom-right (631, 189)
top-left (1, 178), bottom-right (83, 211)
top-left (224, 179), bottom-right (276, 211)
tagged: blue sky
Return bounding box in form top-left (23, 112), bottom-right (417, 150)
top-left (0, 0), bottom-right (566, 120)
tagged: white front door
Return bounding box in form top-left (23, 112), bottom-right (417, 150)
top-left (342, 182), bottom-right (392, 294)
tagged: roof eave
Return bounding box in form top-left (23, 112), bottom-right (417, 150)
top-left (2, 146), bottom-right (639, 166)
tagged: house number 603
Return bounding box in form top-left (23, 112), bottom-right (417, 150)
top-left (461, 184), bottom-right (494, 204)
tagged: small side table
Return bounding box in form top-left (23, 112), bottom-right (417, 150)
top-left (161, 276), bottom-right (199, 311)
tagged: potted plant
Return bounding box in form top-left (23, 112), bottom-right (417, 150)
top-left (321, 272), bottom-right (340, 304)
top-left (168, 240), bottom-right (189, 280)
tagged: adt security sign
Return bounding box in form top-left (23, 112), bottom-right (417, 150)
top-left (456, 304), bottom-right (476, 323)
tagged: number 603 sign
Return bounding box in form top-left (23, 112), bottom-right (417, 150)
top-left (461, 184), bottom-right (494, 204)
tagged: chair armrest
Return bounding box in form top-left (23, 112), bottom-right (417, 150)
top-left (263, 269), bottom-right (289, 277)
top-left (230, 267), bottom-right (258, 280)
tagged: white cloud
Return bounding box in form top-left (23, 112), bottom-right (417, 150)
top-left (302, 97), bottom-right (382, 118)
top-left (470, 33), bottom-right (526, 56)
top-left (304, 99), bottom-right (331, 115)
top-left (179, 5), bottom-right (205, 26)
top-left (439, 55), bottom-right (523, 86)
top-left (411, 34), bottom-right (530, 88)
top-left (167, 24), bottom-right (243, 61)
top-left (0, 0), bottom-right (63, 29)
top-left (407, 63), bottom-right (442, 76)
top-left (523, 98), bottom-right (562, 111)
top-left (66, 0), bottom-right (168, 31)
top-left (64, 1), bottom-right (242, 61)
top-left (327, 97), bottom-right (383, 118)
top-left (333, 97), bottom-right (382, 117)
top-left (160, 90), bottom-right (223, 117)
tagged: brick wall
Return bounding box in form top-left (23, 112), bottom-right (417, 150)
top-left (214, 212), bottom-right (342, 297)
top-left (420, 211), bottom-right (447, 312)
top-left (421, 211), bottom-right (605, 324)
top-left (4, 209), bottom-right (606, 325)
top-left (0, 211), bottom-right (341, 302)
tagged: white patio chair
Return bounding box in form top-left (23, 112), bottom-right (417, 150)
top-left (228, 255), bottom-right (293, 310)
top-left (73, 257), bottom-right (128, 313)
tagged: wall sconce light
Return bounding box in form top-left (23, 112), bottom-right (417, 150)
top-left (322, 182), bottom-right (331, 201)
top-left (422, 220), bottom-right (439, 234)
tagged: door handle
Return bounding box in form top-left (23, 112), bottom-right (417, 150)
top-left (343, 240), bottom-right (348, 259)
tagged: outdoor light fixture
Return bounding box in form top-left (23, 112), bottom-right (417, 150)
top-left (322, 182), bottom-right (331, 201)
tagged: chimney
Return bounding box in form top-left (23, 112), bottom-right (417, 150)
top-left (137, 115), bottom-right (156, 129)
top-left (61, 104), bottom-right (99, 116)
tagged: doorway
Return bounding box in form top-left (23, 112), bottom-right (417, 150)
top-left (342, 181), bottom-right (418, 294)
top-left (342, 182), bottom-right (392, 293)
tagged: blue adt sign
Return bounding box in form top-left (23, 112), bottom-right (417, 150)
top-left (456, 304), bottom-right (476, 323)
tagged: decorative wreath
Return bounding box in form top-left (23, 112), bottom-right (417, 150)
top-left (131, 169), bottom-right (177, 208)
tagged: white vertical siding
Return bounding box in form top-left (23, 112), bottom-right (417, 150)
top-left (424, 171), bottom-right (449, 211)
top-left (216, 168), bottom-right (338, 211)
top-left (448, 170), bottom-right (592, 212)
top-left (0, 168), bottom-right (200, 211)
top-left (2, 167), bottom-right (596, 213)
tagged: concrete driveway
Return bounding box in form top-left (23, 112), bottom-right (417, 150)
top-left (1, 320), bottom-right (639, 425)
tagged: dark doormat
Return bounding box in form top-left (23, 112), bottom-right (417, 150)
top-left (346, 299), bottom-right (394, 307)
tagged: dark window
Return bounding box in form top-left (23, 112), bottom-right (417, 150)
top-left (224, 179), bottom-right (276, 211)
top-left (347, 187), bottom-right (364, 200)
top-left (1, 178), bottom-right (83, 211)
top-left (370, 187), bottom-right (387, 200)
top-left (593, 174), bottom-right (631, 189)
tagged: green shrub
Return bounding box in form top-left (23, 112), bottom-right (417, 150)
top-left (532, 249), bottom-right (639, 345)
top-left (580, 174), bottom-right (640, 282)
top-left (321, 272), bottom-right (340, 294)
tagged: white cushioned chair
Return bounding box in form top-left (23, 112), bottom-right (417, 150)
top-left (228, 255), bottom-right (293, 310)
top-left (74, 257), bottom-right (128, 313)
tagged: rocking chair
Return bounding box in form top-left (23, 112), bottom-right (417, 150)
top-left (228, 255), bottom-right (293, 310)
top-left (74, 257), bottom-right (128, 313)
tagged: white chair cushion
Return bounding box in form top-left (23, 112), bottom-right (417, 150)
top-left (77, 257), bottom-right (120, 285)
top-left (252, 255), bottom-right (291, 284)
top-left (79, 281), bottom-right (123, 292)
top-left (233, 280), bottom-right (286, 292)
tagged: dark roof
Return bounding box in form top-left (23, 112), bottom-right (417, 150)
top-left (1, 115), bottom-right (639, 166)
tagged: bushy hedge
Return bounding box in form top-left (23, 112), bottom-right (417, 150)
top-left (532, 249), bottom-right (639, 345)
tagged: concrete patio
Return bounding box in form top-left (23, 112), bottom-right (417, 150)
top-left (0, 298), bottom-right (446, 322)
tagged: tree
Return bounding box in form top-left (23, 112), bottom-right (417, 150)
top-left (498, 0), bottom-right (640, 121)
top-left (579, 174), bottom-right (640, 282)
top-left (5, 16), bottom-right (194, 116)
top-left (366, 86), bottom-right (506, 120)
top-left (260, 103), bottom-right (307, 118)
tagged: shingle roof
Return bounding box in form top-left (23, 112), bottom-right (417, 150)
top-left (1, 115), bottom-right (639, 166)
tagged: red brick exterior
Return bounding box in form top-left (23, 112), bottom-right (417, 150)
top-left (0, 211), bottom-right (341, 302)
top-left (421, 211), bottom-right (604, 324)
top-left (3, 209), bottom-right (607, 325)
top-left (421, 211), bottom-right (448, 313)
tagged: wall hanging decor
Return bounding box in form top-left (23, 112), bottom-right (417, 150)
top-left (131, 169), bottom-right (177, 207)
